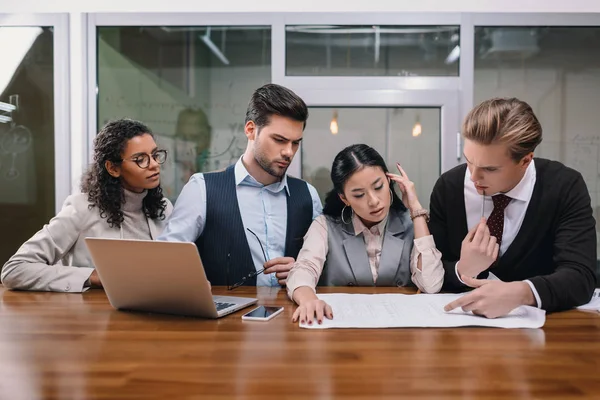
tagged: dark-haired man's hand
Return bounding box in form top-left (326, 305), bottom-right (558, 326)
top-left (263, 257), bottom-right (295, 286)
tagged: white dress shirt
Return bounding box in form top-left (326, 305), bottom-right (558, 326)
top-left (460, 160), bottom-right (542, 308)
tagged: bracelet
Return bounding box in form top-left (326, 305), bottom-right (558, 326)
top-left (410, 208), bottom-right (430, 222)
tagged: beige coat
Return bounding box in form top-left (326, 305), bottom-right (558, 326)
top-left (1, 192), bottom-right (173, 293)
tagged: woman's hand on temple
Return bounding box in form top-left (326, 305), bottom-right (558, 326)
top-left (386, 163), bottom-right (422, 211)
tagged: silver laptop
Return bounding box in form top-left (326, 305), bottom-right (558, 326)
top-left (84, 238), bottom-right (257, 318)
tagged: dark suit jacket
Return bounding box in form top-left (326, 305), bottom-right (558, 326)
top-left (429, 158), bottom-right (597, 313)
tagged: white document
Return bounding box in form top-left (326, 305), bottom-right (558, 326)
top-left (300, 293), bottom-right (546, 329)
top-left (577, 289), bottom-right (600, 311)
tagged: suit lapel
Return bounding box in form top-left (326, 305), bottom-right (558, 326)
top-left (456, 166), bottom-right (469, 240)
top-left (340, 221), bottom-right (374, 286)
top-left (377, 211), bottom-right (408, 286)
top-left (495, 168), bottom-right (544, 269)
top-left (340, 210), bottom-right (410, 287)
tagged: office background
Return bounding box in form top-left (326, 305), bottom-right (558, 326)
top-left (0, 1), bottom-right (599, 272)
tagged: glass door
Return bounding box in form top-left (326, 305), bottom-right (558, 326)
top-left (0, 14), bottom-right (69, 267)
top-left (286, 89), bottom-right (461, 209)
top-left (301, 106), bottom-right (441, 209)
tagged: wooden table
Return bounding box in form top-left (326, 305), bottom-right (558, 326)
top-left (0, 286), bottom-right (599, 399)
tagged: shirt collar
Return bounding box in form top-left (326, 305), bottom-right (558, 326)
top-left (464, 159), bottom-right (536, 202)
top-left (503, 160), bottom-right (536, 202)
top-left (234, 157), bottom-right (290, 195)
top-left (352, 212), bottom-right (388, 237)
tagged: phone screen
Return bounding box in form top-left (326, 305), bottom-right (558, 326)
top-left (244, 306), bottom-right (282, 318)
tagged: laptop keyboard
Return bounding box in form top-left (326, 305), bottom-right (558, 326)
top-left (214, 301), bottom-right (236, 311)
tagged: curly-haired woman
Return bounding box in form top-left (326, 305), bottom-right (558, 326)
top-left (1, 119), bottom-right (173, 292)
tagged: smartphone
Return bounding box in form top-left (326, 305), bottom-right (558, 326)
top-left (241, 306), bottom-right (284, 321)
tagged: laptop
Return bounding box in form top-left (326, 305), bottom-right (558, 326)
top-left (84, 238), bottom-right (257, 318)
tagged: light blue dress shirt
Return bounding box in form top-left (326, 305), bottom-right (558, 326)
top-left (158, 158), bottom-right (323, 286)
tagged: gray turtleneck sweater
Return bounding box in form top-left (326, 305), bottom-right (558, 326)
top-left (121, 189), bottom-right (152, 240)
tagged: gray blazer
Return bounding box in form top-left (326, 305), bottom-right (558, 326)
top-left (1, 192), bottom-right (172, 293)
top-left (318, 208), bottom-right (415, 287)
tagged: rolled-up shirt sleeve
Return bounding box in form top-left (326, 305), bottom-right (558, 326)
top-left (157, 174), bottom-right (206, 242)
top-left (410, 235), bottom-right (444, 293)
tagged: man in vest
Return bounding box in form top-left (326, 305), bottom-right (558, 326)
top-left (159, 84), bottom-right (322, 287)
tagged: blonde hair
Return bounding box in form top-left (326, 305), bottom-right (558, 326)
top-left (462, 98), bottom-right (542, 161)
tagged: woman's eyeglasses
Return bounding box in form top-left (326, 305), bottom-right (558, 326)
top-left (122, 149), bottom-right (168, 169)
top-left (226, 228), bottom-right (268, 290)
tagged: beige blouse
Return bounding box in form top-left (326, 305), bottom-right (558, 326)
top-left (286, 214), bottom-right (444, 300)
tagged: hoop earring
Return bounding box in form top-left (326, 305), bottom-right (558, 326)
top-left (390, 188), bottom-right (394, 205)
top-left (341, 205), bottom-right (354, 224)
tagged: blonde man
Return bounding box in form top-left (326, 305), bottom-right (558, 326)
top-left (431, 98), bottom-right (596, 317)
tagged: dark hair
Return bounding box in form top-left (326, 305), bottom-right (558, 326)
top-left (244, 83), bottom-right (309, 131)
top-left (81, 119), bottom-right (167, 228)
top-left (323, 144), bottom-right (405, 219)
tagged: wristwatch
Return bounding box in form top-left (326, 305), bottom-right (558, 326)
top-left (410, 208), bottom-right (430, 222)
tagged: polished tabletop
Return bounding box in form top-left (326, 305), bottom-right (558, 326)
top-left (0, 285), bottom-right (599, 399)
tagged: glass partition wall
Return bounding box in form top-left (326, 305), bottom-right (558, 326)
top-left (88, 13), bottom-right (600, 264)
top-left (0, 14), bottom-right (70, 268)
top-left (90, 13), bottom-right (464, 204)
top-left (96, 24), bottom-right (271, 201)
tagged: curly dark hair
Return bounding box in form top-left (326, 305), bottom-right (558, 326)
top-left (81, 119), bottom-right (167, 228)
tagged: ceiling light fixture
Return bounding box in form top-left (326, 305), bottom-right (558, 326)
top-left (412, 113), bottom-right (422, 137)
top-left (330, 110), bottom-right (339, 135)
